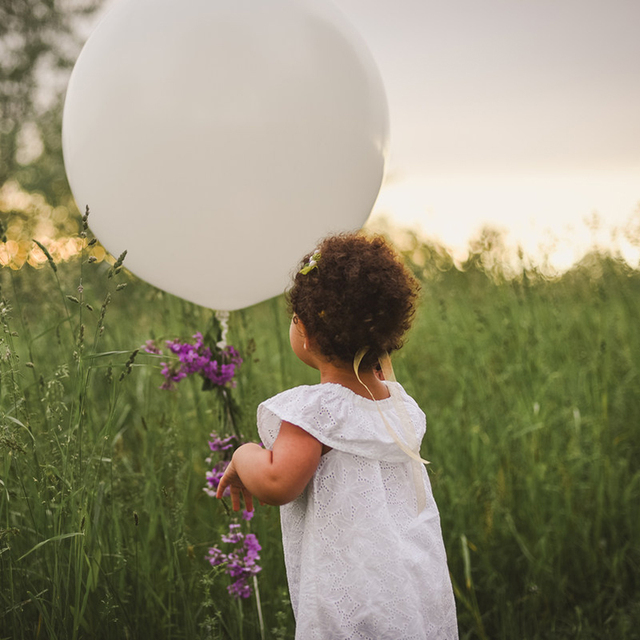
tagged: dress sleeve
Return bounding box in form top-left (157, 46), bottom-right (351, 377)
top-left (257, 385), bottom-right (347, 451)
top-left (257, 383), bottom-right (427, 462)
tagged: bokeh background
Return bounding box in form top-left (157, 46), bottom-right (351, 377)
top-left (1, 1), bottom-right (639, 639)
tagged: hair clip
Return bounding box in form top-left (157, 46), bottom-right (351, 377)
top-left (299, 250), bottom-right (321, 275)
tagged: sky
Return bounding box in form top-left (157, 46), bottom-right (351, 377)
top-left (332, 0), bottom-right (640, 269)
top-left (89, 0), bottom-right (640, 270)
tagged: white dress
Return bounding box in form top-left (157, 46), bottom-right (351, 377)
top-left (258, 381), bottom-right (458, 640)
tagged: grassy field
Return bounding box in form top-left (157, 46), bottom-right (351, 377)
top-left (0, 229), bottom-right (639, 639)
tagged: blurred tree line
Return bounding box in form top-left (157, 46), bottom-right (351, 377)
top-left (0, 0), bottom-right (102, 267)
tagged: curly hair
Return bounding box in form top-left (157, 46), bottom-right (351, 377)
top-left (287, 233), bottom-right (419, 368)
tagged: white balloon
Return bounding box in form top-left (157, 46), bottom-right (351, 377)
top-left (62, 0), bottom-right (388, 310)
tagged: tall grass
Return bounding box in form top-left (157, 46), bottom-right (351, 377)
top-left (0, 242), bottom-right (293, 639)
top-left (397, 237), bottom-right (640, 639)
top-left (1, 228), bottom-right (639, 639)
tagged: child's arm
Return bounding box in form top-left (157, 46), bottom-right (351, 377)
top-left (216, 421), bottom-right (322, 511)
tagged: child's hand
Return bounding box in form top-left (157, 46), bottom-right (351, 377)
top-left (216, 448), bottom-right (256, 512)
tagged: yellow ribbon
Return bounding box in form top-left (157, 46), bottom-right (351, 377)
top-left (353, 348), bottom-right (428, 513)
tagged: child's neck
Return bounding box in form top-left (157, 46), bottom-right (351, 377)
top-left (317, 361), bottom-right (390, 401)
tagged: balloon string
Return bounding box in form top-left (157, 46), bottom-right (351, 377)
top-left (353, 349), bottom-right (428, 513)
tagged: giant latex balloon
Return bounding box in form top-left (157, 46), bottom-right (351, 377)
top-left (62, 0), bottom-right (388, 310)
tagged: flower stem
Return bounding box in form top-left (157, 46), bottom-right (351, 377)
top-left (253, 575), bottom-right (265, 640)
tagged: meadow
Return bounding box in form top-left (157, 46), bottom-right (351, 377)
top-left (0, 226), bottom-right (639, 639)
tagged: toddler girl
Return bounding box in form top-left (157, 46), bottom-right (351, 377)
top-left (217, 233), bottom-right (458, 639)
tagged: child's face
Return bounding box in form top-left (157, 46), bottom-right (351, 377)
top-left (289, 315), bottom-right (319, 369)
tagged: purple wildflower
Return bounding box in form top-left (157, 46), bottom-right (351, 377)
top-left (208, 522), bottom-right (262, 600)
top-left (142, 340), bottom-right (162, 355)
top-left (203, 432), bottom-right (241, 496)
top-left (159, 361), bottom-right (188, 390)
top-left (208, 433), bottom-right (237, 453)
top-left (244, 533), bottom-right (261, 561)
top-left (204, 461), bottom-right (230, 497)
top-left (157, 333), bottom-right (242, 390)
top-left (207, 546), bottom-right (225, 566)
top-left (228, 580), bottom-right (253, 599)
top-left (222, 523), bottom-right (243, 544)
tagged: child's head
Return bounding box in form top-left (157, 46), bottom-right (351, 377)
top-left (287, 233), bottom-right (419, 368)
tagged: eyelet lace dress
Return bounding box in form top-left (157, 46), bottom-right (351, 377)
top-left (258, 381), bottom-right (458, 640)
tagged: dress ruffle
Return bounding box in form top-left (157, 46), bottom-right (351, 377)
top-left (258, 381), bottom-right (426, 463)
